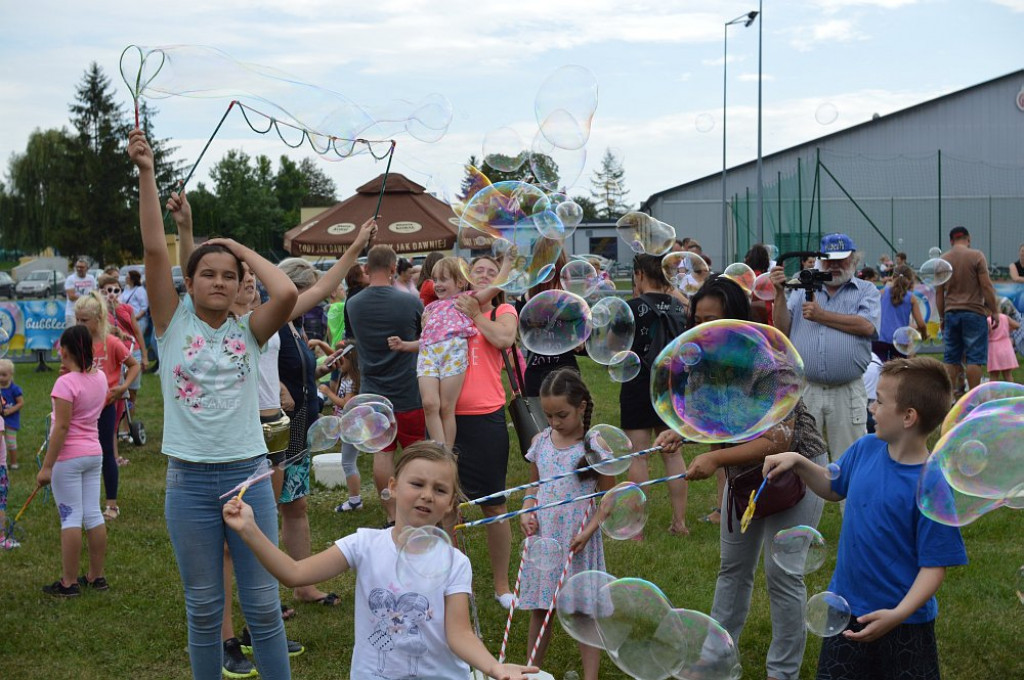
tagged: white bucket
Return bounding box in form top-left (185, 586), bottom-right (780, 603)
top-left (311, 453), bottom-right (346, 489)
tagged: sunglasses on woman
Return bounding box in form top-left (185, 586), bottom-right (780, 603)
top-left (104, 286), bottom-right (122, 294)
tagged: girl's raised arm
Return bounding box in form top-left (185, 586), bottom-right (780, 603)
top-left (293, 218), bottom-right (376, 317)
top-left (128, 129), bottom-right (178, 334)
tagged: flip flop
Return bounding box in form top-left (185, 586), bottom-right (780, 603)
top-left (701, 507), bottom-right (721, 524)
top-left (281, 603), bottom-right (296, 620)
top-left (314, 592), bottom-right (341, 607)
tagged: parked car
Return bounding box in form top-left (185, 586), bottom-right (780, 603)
top-left (119, 264), bottom-right (146, 288)
top-left (0, 272), bottom-right (15, 298)
top-left (569, 253), bottom-right (614, 271)
top-left (171, 266), bottom-right (186, 294)
top-left (15, 270), bottom-right (63, 298)
top-left (312, 259), bottom-right (338, 273)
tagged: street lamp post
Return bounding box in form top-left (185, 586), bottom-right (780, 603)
top-left (756, 0), bottom-right (764, 244)
top-left (722, 10), bottom-right (758, 267)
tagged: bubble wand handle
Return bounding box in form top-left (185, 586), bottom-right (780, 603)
top-left (459, 445), bottom-right (663, 510)
top-left (162, 101), bottom-right (237, 223)
top-left (752, 477), bottom-right (769, 504)
top-left (363, 141), bottom-right (396, 258)
top-left (219, 468), bottom-right (275, 500)
top-left (14, 485), bottom-right (43, 523)
top-left (499, 540), bottom-right (531, 663)
top-left (454, 471), bottom-right (687, 531)
top-left (526, 501), bottom-right (594, 668)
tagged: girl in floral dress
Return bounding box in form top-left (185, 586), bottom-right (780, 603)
top-left (518, 368), bottom-right (614, 680)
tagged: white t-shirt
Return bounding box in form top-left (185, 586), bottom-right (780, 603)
top-left (64, 273), bottom-right (97, 317)
top-left (335, 528), bottom-right (472, 680)
top-left (257, 331), bottom-right (282, 410)
top-left (120, 285), bottom-right (149, 317)
top-left (862, 352), bottom-right (883, 401)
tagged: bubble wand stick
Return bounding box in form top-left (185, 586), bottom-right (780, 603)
top-left (498, 539), bottom-right (531, 663)
top-left (739, 477), bottom-right (770, 534)
top-left (459, 445), bottom-right (663, 510)
top-left (4, 484), bottom-right (44, 542)
top-left (526, 501), bottom-right (594, 668)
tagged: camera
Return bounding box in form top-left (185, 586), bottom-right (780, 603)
top-left (775, 251), bottom-right (834, 302)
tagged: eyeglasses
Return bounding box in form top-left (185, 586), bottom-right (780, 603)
top-left (104, 287), bottom-right (121, 294)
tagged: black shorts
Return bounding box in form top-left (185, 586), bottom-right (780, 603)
top-left (817, 616), bottom-right (940, 680)
top-left (454, 407), bottom-right (509, 507)
top-left (619, 377), bottom-right (664, 431)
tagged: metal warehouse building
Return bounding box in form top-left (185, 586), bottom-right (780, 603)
top-left (642, 69), bottom-right (1024, 274)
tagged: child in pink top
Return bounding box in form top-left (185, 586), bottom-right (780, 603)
top-left (37, 325), bottom-right (110, 596)
top-left (388, 255), bottom-right (508, 448)
top-left (987, 312), bottom-right (1020, 381)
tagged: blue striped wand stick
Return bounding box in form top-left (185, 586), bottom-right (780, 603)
top-left (458, 445), bottom-right (665, 510)
top-left (454, 470), bottom-right (688, 532)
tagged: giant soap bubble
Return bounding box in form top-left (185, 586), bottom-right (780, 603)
top-left (395, 525), bottom-right (454, 592)
top-left (650, 320), bottom-right (805, 443)
top-left (599, 482), bottom-right (649, 540)
top-left (557, 570), bottom-right (617, 648)
top-left (805, 591), bottom-right (851, 637)
top-left (940, 381), bottom-right (1024, 436)
top-left (616, 212), bottom-right (675, 256)
top-left (585, 297), bottom-right (635, 365)
top-left (659, 609), bottom-right (742, 680)
top-left (595, 578), bottom-right (680, 680)
top-left (481, 127), bottom-right (527, 173)
top-left (560, 259), bottom-right (601, 298)
top-left (584, 424), bottom-right (633, 476)
top-left (917, 258), bottom-right (953, 287)
top-left (917, 451), bottom-right (1006, 527)
top-left (534, 65), bottom-right (598, 151)
top-left (519, 290), bottom-right (592, 356)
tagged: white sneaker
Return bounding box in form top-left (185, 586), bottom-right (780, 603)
top-left (334, 498), bottom-right (363, 513)
top-left (494, 592), bottom-right (515, 610)
top-left (1, 537), bottom-right (21, 550)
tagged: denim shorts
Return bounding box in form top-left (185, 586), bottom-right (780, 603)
top-left (943, 310), bottom-right (989, 366)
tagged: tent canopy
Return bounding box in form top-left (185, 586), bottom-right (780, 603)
top-left (283, 173), bottom-right (460, 257)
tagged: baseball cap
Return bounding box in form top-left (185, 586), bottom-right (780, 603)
top-left (949, 226), bottom-right (970, 240)
top-left (819, 233), bottom-right (856, 260)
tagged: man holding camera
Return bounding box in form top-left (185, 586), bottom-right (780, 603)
top-left (770, 233), bottom-right (881, 464)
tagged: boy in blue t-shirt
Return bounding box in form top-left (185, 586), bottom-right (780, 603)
top-left (764, 356), bottom-right (967, 680)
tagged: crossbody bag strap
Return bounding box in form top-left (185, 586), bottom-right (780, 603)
top-left (491, 307), bottom-right (525, 397)
top-left (287, 322), bottom-right (309, 403)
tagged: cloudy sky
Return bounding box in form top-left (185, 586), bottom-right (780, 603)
top-left (1, 0), bottom-right (1021, 209)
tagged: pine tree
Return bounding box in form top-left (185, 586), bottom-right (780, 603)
top-left (299, 157), bottom-right (337, 206)
top-left (589, 148), bottom-right (632, 220)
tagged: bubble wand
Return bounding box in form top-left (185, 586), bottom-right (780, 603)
top-left (498, 539), bottom-right (531, 663)
top-left (459, 445), bottom-right (663, 510)
top-left (361, 140), bottom-right (397, 258)
top-left (526, 501), bottom-right (594, 668)
top-left (219, 446), bottom-right (311, 502)
top-left (4, 485), bottom-right (44, 542)
top-left (740, 477), bottom-right (770, 534)
top-left (454, 471), bottom-right (687, 531)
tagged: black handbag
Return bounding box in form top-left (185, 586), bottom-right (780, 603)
top-left (497, 315), bottom-right (546, 460)
top-left (282, 322), bottom-right (311, 466)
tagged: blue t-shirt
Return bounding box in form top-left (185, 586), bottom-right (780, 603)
top-left (277, 321), bottom-right (320, 428)
top-left (1, 383), bottom-right (23, 430)
top-left (879, 289), bottom-right (914, 344)
top-left (829, 435), bottom-right (968, 623)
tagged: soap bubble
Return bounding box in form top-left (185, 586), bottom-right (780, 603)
top-left (766, 244), bottom-right (779, 261)
top-left (940, 381), bottom-right (1024, 435)
top-left (534, 65), bottom-right (598, 151)
top-left (307, 415), bottom-right (343, 452)
top-left (481, 127), bottom-right (527, 172)
top-left (0, 328), bottom-right (8, 359)
top-left (396, 526), bottom-right (454, 592)
top-left (916, 451), bottom-right (1005, 527)
top-left (695, 113), bottom-right (715, 133)
top-left (956, 440), bottom-right (989, 477)
top-left (1016, 566), bottom-right (1024, 605)
top-left (663, 252), bottom-right (705, 295)
top-left (722, 262), bottom-right (756, 296)
top-left (599, 482), bottom-right (649, 540)
top-left (928, 246), bottom-right (943, 259)
top-left (560, 260), bottom-right (601, 298)
top-left (519, 289), bottom-right (592, 356)
top-left (530, 130), bottom-right (588, 191)
top-left (595, 578), bottom-right (677, 678)
top-left (659, 608), bottom-right (743, 680)
top-left (522, 536), bottom-right (565, 572)
top-left (917, 258), bottom-right (953, 287)
top-left (557, 570), bottom-right (617, 648)
top-left (585, 297), bottom-right (635, 365)
top-left (615, 212), bottom-right (675, 256)
top-left (556, 200), bottom-right (584, 230)
top-left (892, 326), bottom-right (922, 355)
top-left (753, 272), bottom-right (777, 301)
top-left (608, 351), bottom-right (641, 383)
top-left (651, 320), bottom-right (805, 443)
top-left (815, 102), bottom-right (839, 125)
top-left (585, 424), bottom-right (633, 476)
top-left (805, 591), bottom-right (851, 637)
top-left (825, 462), bottom-right (841, 480)
top-left (340, 397), bottom-right (397, 452)
top-left (771, 525), bottom-right (827, 576)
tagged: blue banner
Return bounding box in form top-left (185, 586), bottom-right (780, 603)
top-left (19, 300), bottom-right (65, 351)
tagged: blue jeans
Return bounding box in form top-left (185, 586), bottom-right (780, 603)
top-left (942, 310), bottom-right (989, 366)
top-left (165, 456), bottom-right (290, 680)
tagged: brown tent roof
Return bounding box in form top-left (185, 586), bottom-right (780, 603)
top-left (283, 173), bottom-right (460, 257)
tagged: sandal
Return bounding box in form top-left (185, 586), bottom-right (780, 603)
top-left (668, 523), bottom-right (690, 536)
top-left (103, 506), bottom-right (120, 521)
top-left (298, 592), bottom-right (340, 607)
top-left (281, 603), bottom-right (297, 620)
top-left (701, 508), bottom-right (721, 525)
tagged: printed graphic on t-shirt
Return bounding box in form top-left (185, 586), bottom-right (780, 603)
top-left (367, 587), bottom-right (432, 679)
top-left (171, 329), bottom-right (252, 412)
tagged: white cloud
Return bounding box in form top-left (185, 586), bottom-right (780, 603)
top-left (786, 19), bottom-right (868, 51)
top-left (811, 0), bottom-right (920, 12)
top-left (989, 0), bottom-right (1024, 10)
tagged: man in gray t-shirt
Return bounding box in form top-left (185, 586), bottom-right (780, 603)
top-left (346, 244), bottom-right (425, 523)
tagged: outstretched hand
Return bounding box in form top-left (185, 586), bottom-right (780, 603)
top-left (166, 189), bottom-right (191, 228)
top-left (487, 662), bottom-right (541, 679)
top-left (222, 497), bottom-right (255, 533)
top-left (353, 216), bottom-right (378, 249)
top-left (127, 129), bottom-right (154, 172)
top-left (843, 608), bottom-right (902, 643)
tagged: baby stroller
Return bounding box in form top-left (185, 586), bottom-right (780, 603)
top-left (118, 340), bottom-right (146, 446)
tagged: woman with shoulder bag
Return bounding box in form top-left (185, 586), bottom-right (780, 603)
top-left (656, 275), bottom-right (826, 680)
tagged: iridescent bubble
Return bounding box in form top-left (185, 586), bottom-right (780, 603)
top-left (532, 209), bottom-right (566, 241)
top-left (491, 237), bottom-right (513, 259)
top-left (534, 65), bottom-right (598, 151)
top-left (0, 328), bottom-right (9, 359)
top-left (766, 244), bottom-right (779, 261)
top-left (940, 381), bottom-right (1024, 435)
top-left (584, 278), bottom-right (617, 307)
top-left (695, 113), bottom-right (715, 133)
top-left (663, 252), bottom-right (706, 295)
top-left (595, 578), bottom-right (677, 679)
top-left (608, 351), bottom-right (641, 383)
top-left (770, 525), bottom-right (827, 576)
top-left (615, 212), bottom-right (676, 256)
top-left (825, 462), bottom-right (841, 480)
top-left (916, 451), bottom-right (1004, 527)
top-left (307, 415), bottom-right (343, 452)
top-left (917, 258), bottom-right (953, 287)
top-left (585, 424), bottom-right (633, 476)
top-left (928, 246), bottom-right (943, 259)
top-left (395, 525), bottom-right (454, 592)
top-left (379, 488), bottom-right (392, 501)
top-left (522, 535), bottom-right (565, 572)
top-left (591, 304), bottom-right (611, 328)
top-left (599, 482), bottom-right (649, 540)
top-left (815, 102), bottom-right (839, 125)
top-left (931, 396), bottom-right (1024, 501)
top-left (752, 272), bottom-right (777, 301)
top-left (481, 127), bottom-right (527, 172)
top-left (892, 326), bottom-right (922, 355)
top-left (340, 396), bottom-right (397, 452)
top-left (650, 320), bottom-right (805, 444)
top-left (585, 297), bottom-right (635, 365)
top-left (519, 290), bottom-right (592, 356)
top-left (557, 570), bottom-right (617, 648)
top-left (722, 262), bottom-right (756, 296)
top-left (343, 394), bottom-right (394, 414)
top-left (805, 591), bottom-right (851, 637)
top-left (560, 260), bottom-right (601, 298)
top-left (556, 200), bottom-right (584, 229)
top-left (659, 608), bottom-right (742, 680)
top-left (530, 130), bottom-right (587, 190)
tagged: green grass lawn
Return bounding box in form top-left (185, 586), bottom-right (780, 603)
top-left (1, 359), bottom-right (1022, 679)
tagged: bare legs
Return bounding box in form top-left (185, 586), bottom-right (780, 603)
top-left (280, 497), bottom-right (330, 602)
top-left (60, 524), bottom-right (106, 586)
top-left (625, 427), bottom-right (689, 535)
top-left (419, 374), bottom-right (465, 449)
top-left (373, 451), bottom-right (396, 523)
top-left (482, 503), bottom-right (512, 595)
top-left (527, 609), bottom-right (601, 680)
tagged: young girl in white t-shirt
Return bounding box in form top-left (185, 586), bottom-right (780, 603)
top-left (224, 441), bottom-right (538, 680)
